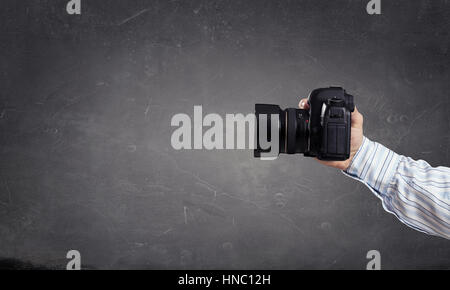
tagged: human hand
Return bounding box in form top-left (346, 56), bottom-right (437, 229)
top-left (298, 98), bottom-right (364, 170)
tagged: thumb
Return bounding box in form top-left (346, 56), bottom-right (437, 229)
top-left (351, 107), bottom-right (363, 129)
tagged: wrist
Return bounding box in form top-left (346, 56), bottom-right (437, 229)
top-left (345, 137), bottom-right (400, 193)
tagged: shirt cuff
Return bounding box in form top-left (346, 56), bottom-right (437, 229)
top-left (343, 137), bottom-right (401, 195)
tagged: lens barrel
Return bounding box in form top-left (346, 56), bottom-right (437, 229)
top-left (255, 104), bottom-right (309, 157)
top-left (289, 108), bottom-right (309, 154)
top-left (254, 104), bottom-right (284, 157)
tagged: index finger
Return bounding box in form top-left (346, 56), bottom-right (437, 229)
top-left (298, 98), bottom-right (310, 110)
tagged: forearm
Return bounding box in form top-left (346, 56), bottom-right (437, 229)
top-left (343, 137), bottom-right (450, 239)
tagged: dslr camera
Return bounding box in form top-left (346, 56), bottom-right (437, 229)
top-left (255, 87), bottom-right (355, 161)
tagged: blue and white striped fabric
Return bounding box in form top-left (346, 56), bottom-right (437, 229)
top-left (343, 137), bottom-right (450, 240)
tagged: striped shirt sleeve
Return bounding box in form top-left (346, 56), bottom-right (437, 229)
top-left (343, 136), bottom-right (450, 240)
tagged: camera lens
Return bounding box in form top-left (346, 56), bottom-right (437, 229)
top-left (254, 104), bottom-right (284, 157)
top-left (255, 104), bottom-right (309, 157)
top-left (285, 108), bottom-right (309, 154)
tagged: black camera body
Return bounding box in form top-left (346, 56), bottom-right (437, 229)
top-left (254, 87), bottom-right (355, 161)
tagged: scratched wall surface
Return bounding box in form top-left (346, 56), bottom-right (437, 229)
top-left (0, 0), bottom-right (449, 269)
